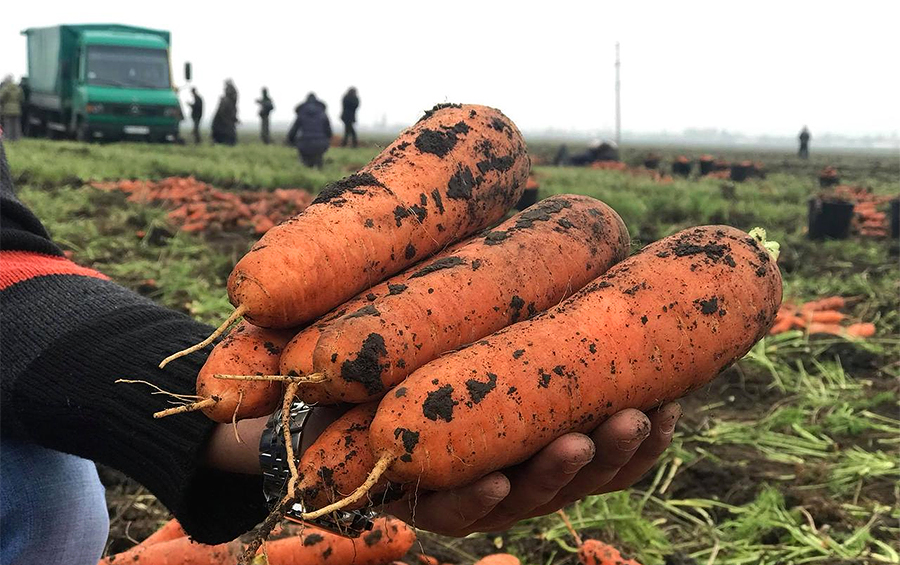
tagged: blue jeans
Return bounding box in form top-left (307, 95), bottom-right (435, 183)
top-left (1, 440), bottom-right (109, 565)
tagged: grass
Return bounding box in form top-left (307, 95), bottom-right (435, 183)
top-left (6, 137), bottom-right (899, 564)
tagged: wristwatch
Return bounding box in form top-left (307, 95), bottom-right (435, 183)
top-left (258, 399), bottom-right (376, 537)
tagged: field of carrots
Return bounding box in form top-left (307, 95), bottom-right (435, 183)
top-left (5, 136), bottom-right (898, 565)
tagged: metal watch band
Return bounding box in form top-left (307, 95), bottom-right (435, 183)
top-left (258, 399), bottom-right (376, 537)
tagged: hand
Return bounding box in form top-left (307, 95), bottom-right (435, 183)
top-left (382, 402), bottom-right (682, 536)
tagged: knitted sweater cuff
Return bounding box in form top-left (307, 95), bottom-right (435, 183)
top-left (1, 268), bottom-right (267, 542)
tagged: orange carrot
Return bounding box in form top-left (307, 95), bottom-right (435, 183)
top-left (845, 323), bottom-right (876, 337)
top-left (294, 402), bottom-right (405, 511)
top-left (100, 519), bottom-right (187, 564)
top-left (363, 225), bottom-right (782, 491)
top-left (228, 104), bottom-right (529, 330)
top-left (806, 322), bottom-right (845, 336)
top-left (579, 539), bottom-right (642, 565)
top-left (138, 519), bottom-right (186, 546)
top-left (414, 555), bottom-right (440, 565)
top-left (263, 517), bottom-right (416, 565)
top-left (155, 321), bottom-right (295, 421)
top-left (98, 535), bottom-right (240, 564)
top-left (99, 517), bottom-right (415, 565)
top-left (800, 296), bottom-right (845, 313)
top-left (805, 310), bottom-right (845, 324)
top-left (307, 225), bottom-right (782, 515)
top-left (474, 555), bottom-right (522, 565)
top-left (290, 195), bottom-right (630, 404)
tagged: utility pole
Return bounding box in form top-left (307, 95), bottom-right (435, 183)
top-left (615, 42), bottom-right (621, 146)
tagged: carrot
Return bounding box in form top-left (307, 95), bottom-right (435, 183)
top-left (846, 322), bottom-right (876, 337)
top-left (304, 225), bottom-right (781, 512)
top-left (474, 555), bottom-right (521, 565)
top-left (262, 517), bottom-right (416, 565)
top-left (160, 104), bottom-right (528, 367)
top-left (578, 540), bottom-right (642, 565)
top-left (293, 402), bottom-right (406, 511)
top-left (415, 556), bottom-right (440, 565)
top-left (806, 322), bottom-right (845, 336)
top-left (139, 518), bottom-right (186, 546)
top-left (768, 316), bottom-right (797, 335)
top-left (805, 310), bottom-right (845, 324)
top-left (101, 517), bottom-right (415, 565)
top-left (288, 195), bottom-right (630, 404)
top-left (98, 535), bottom-right (240, 564)
top-left (233, 105), bottom-right (528, 327)
top-left (99, 519), bottom-right (186, 564)
top-left (155, 321), bottom-right (296, 421)
top-left (800, 296), bottom-right (845, 313)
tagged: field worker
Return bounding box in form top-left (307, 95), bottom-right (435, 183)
top-left (341, 87), bottom-right (360, 148)
top-left (0, 76), bottom-right (24, 142)
top-left (287, 93), bottom-right (332, 168)
top-left (799, 126), bottom-right (811, 159)
top-left (188, 87), bottom-right (203, 144)
top-left (19, 77), bottom-right (30, 137)
top-left (0, 136), bottom-right (680, 565)
top-left (256, 87), bottom-right (274, 144)
top-left (211, 80), bottom-right (238, 146)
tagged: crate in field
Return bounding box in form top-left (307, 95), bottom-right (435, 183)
top-left (808, 197), bottom-right (854, 239)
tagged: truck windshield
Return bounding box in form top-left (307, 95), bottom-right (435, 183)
top-left (86, 45), bottom-right (170, 89)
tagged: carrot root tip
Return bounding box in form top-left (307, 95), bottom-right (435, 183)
top-left (152, 396), bottom-right (218, 419)
top-left (158, 305), bottom-right (247, 369)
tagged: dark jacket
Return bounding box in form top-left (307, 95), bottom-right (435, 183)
top-left (211, 96), bottom-right (237, 144)
top-left (257, 94), bottom-right (273, 118)
top-left (341, 90), bottom-right (359, 124)
top-left (189, 93), bottom-right (203, 121)
top-left (288, 98), bottom-right (332, 153)
top-left (0, 139), bottom-right (268, 543)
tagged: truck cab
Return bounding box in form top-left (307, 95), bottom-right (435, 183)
top-left (23, 24), bottom-right (183, 142)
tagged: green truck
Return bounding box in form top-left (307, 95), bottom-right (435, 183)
top-left (22, 24), bottom-right (184, 142)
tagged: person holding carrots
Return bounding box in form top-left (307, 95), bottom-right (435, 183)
top-left (0, 138), bottom-right (681, 565)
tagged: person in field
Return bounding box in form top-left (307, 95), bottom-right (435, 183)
top-left (0, 76), bottom-right (24, 142)
top-left (188, 88), bottom-right (203, 144)
top-left (256, 87), bottom-right (274, 145)
top-left (18, 77), bottom-right (30, 137)
top-left (211, 81), bottom-right (238, 146)
top-left (0, 137), bottom-right (679, 565)
top-left (288, 93), bottom-right (332, 168)
top-left (341, 87), bottom-right (360, 148)
top-left (798, 126), bottom-right (811, 159)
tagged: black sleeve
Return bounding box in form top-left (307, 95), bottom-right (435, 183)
top-left (0, 140), bottom-right (268, 543)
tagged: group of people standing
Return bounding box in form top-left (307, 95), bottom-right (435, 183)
top-left (186, 82), bottom-right (359, 168)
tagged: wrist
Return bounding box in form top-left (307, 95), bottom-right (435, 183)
top-left (203, 416), bottom-right (268, 474)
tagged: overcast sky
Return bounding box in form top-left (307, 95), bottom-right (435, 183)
top-left (3, 1), bottom-right (898, 138)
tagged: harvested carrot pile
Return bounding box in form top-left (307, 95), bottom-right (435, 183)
top-left (830, 184), bottom-right (895, 238)
top-left (590, 160), bottom-right (672, 183)
top-left (769, 296), bottom-right (875, 337)
top-left (91, 177), bottom-right (313, 235)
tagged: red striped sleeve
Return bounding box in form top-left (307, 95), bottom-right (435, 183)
top-left (0, 250), bottom-right (110, 291)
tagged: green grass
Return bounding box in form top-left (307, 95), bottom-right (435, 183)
top-left (7, 138), bottom-right (899, 564)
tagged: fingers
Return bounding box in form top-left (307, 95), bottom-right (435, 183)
top-left (525, 402), bottom-right (680, 518)
top-left (383, 472), bottom-right (510, 536)
top-left (467, 433), bottom-right (595, 531)
top-left (534, 409), bottom-right (651, 510)
top-left (600, 402), bottom-right (681, 493)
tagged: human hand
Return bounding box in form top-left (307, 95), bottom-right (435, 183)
top-left (382, 402), bottom-right (682, 536)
